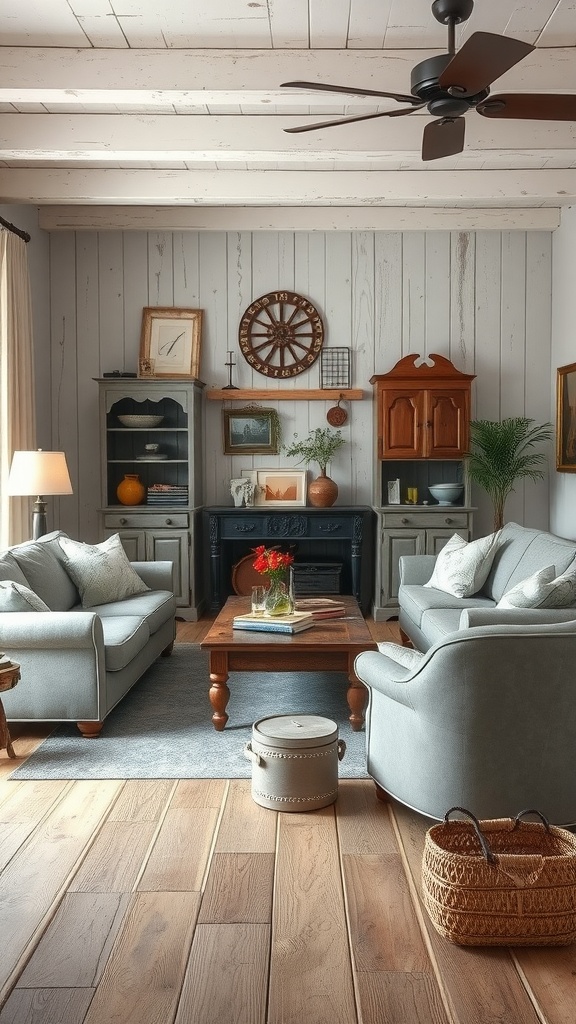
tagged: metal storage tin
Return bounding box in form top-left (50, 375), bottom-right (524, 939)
top-left (244, 714), bottom-right (346, 812)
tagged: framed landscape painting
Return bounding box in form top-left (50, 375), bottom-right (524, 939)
top-left (254, 469), bottom-right (307, 506)
top-left (223, 409), bottom-right (279, 455)
top-left (556, 361), bottom-right (576, 471)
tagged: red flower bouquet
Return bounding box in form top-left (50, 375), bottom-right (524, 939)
top-left (252, 545), bottom-right (294, 582)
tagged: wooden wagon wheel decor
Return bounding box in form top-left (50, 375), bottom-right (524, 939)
top-left (239, 291), bottom-right (324, 379)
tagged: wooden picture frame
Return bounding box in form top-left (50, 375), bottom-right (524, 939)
top-left (254, 469), bottom-right (307, 506)
top-left (138, 307), bottom-right (203, 379)
top-left (223, 409), bottom-right (279, 455)
top-left (556, 361), bottom-right (576, 471)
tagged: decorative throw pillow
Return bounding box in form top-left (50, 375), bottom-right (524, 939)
top-left (377, 642), bottom-right (424, 671)
top-left (424, 531), bottom-right (501, 598)
top-left (57, 534), bottom-right (149, 607)
top-left (498, 565), bottom-right (576, 609)
top-left (0, 580), bottom-right (50, 612)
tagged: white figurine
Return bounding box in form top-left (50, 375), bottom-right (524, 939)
top-left (230, 478), bottom-right (247, 507)
top-left (243, 480), bottom-right (255, 507)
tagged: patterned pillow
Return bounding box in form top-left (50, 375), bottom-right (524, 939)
top-left (498, 565), bottom-right (576, 609)
top-left (0, 580), bottom-right (50, 612)
top-left (424, 531), bottom-right (501, 598)
top-left (57, 534), bottom-right (149, 607)
top-left (376, 642), bottom-right (424, 670)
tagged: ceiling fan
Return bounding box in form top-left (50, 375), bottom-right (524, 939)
top-left (281, 0), bottom-right (576, 161)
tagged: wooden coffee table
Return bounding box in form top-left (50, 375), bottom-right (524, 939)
top-left (200, 595), bottom-right (377, 732)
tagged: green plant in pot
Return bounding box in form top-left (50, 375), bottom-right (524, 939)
top-left (284, 426), bottom-right (347, 507)
top-left (467, 417), bottom-right (553, 532)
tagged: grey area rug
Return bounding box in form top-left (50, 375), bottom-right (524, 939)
top-left (10, 645), bottom-right (369, 780)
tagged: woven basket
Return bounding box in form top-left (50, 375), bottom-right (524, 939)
top-left (422, 807), bottom-right (576, 946)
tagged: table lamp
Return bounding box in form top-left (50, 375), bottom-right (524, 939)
top-left (7, 449), bottom-right (73, 540)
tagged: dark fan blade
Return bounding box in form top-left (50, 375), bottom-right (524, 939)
top-left (281, 80), bottom-right (421, 105)
top-left (284, 105), bottom-right (424, 134)
top-left (478, 93), bottom-right (576, 121)
top-left (439, 32), bottom-right (534, 97)
top-left (421, 118), bottom-right (465, 161)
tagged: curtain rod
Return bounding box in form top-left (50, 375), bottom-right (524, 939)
top-left (0, 215), bottom-right (30, 243)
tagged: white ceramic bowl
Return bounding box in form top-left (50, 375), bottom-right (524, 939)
top-left (118, 414), bottom-right (164, 428)
top-left (429, 483), bottom-right (463, 505)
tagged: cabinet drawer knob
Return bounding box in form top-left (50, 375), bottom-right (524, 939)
top-left (165, 518), bottom-right (173, 525)
top-left (444, 517), bottom-right (453, 524)
top-left (119, 517), bottom-right (127, 525)
top-left (401, 517), bottom-right (410, 524)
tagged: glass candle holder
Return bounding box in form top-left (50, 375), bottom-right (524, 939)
top-left (406, 487), bottom-right (418, 504)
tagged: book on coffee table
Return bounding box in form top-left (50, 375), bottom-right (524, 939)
top-left (232, 611), bottom-right (315, 634)
top-left (294, 598), bottom-right (347, 619)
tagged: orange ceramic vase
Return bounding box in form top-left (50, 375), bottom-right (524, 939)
top-left (307, 470), bottom-right (338, 508)
top-left (116, 473), bottom-right (146, 505)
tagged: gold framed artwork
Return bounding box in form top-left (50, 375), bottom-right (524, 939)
top-left (222, 409), bottom-right (279, 455)
top-left (556, 361), bottom-right (576, 471)
top-left (138, 307), bottom-right (203, 379)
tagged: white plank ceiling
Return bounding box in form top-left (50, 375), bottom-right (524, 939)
top-left (1, 0), bottom-right (576, 219)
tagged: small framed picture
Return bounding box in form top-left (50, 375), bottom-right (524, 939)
top-left (254, 469), bottom-right (307, 506)
top-left (223, 409), bottom-right (279, 455)
top-left (387, 479), bottom-right (401, 504)
top-left (556, 361), bottom-right (576, 471)
top-left (138, 307), bottom-right (203, 379)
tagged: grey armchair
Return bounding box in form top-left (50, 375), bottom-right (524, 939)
top-left (354, 619), bottom-right (576, 825)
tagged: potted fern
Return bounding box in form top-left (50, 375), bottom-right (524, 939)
top-left (284, 426), bottom-right (347, 507)
top-left (467, 417), bottom-right (553, 532)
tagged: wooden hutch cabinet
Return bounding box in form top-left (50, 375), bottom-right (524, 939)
top-left (370, 354), bottom-right (476, 620)
top-left (97, 377), bottom-right (204, 620)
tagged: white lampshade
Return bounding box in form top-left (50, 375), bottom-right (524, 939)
top-left (7, 450), bottom-right (73, 497)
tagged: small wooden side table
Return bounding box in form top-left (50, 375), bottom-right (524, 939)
top-left (0, 663), bottom-right (21, 759)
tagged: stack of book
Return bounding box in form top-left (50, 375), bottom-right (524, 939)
top-left (147, 484), bottom-right (189, 506)
top-left (294, 598), bottom-right (347, 620)
top-left (232, 611), bottom-right (315, 634)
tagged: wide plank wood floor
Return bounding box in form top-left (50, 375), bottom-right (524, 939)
top-left (0, 614), bottom-right (575, 1023)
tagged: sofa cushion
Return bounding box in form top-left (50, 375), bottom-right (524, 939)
top-left (483, 523), bottom-right (576, 602)
top-left (85, 590), bottom-right (176, 635)
top-left (423, 532), bottom-right (501, 598)
top-left (376, 642), bottom-right (424, 670)
top-left (99, 615), bottom-right (150, 672)
top-left (399, 584), bottom-right (495, 629)
top-left (58, 534), bottom-right (150, 607)
top-left (9, 540), bottom-right (79, 610)
top-left (0, 552), bottom-right (30, 587)
top-left (420, 608), bottom-right (466, 645)
top-left (0, 580), bottom-right (50, 612)
top-left (498, 565), bottom-right (576, 609)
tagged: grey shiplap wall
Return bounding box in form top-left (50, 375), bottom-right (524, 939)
top-left (46, 229), bottom-right (553, 543)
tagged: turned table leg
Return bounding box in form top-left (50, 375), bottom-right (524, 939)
top-left (0, 699), bottom-right (15, 758)
top-left (208, 652), bottom-right (231, 731)
top-left (346, 664), bottom-right (367, 732)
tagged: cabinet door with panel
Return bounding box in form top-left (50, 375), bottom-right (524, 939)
top-left (146, 530), bottom-right (189, 606)
top-left (425, 527), bottom-right (469, 555)
top-left (378, 525), bottom-right (426, 611)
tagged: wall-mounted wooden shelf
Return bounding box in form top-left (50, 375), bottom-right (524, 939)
top-left (206, 388), bottom-right (364, 401)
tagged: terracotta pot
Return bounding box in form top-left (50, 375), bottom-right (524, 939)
top-left (308, 470), bottom-right (338, 508)
top-left (116, 473), bottom-right (146, 506)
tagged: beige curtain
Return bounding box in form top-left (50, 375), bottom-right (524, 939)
top-left (0, 228), bottom-right (36, 548)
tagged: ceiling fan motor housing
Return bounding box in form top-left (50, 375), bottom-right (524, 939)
top-left (411, 54), bottom-right (489, 116)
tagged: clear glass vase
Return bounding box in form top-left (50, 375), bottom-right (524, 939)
top-left (264, 576), bottom-right (293, 617)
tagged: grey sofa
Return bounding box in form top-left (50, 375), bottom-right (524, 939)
top-left (0, 531), bottom-right (176, 736)
top-left (354, 521), bottom-right (576, 823)
top-left (354, 618), bottom-right (576, 824)
top-left (398, 521), bottom-right (576, 651)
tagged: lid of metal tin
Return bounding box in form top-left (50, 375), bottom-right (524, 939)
top-left (252, 714), bottom-right (338, 749)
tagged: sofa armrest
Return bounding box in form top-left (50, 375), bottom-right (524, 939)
top-left (354, 650), bottom-right (420, 708)
top-left (130, 561), bottom-right (174, 592)
top-left (0, 611), bottom-right (104, 650)
top-left (459, 608), bottom-right (576, 630)
top-left (399, 554), bottom-right (436, 586)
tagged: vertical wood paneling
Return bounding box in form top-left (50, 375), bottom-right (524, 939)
top-left (49, 231), bottom-right (79, 539)
top-left (45, 228), bottom-right (554, 544)
top-left (424, 232), bottom-right (451, 357)
top-left (75, 232), bottom-right (101, 542)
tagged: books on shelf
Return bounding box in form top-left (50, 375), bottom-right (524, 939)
top-left (232, 611), bottom-right (315, 635)
top-left (294, 598), bottom-right (347, 619)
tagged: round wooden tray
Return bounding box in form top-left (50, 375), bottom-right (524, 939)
top-left (232, 554), bottom-right (264, 596)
